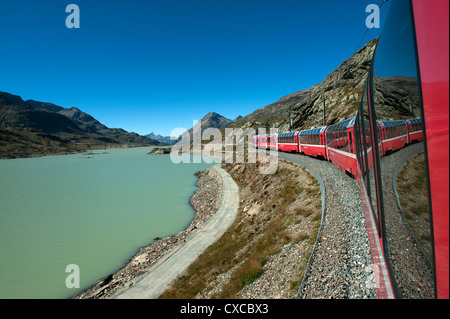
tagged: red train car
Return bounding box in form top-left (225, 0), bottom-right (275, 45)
top-left (266, 133), bottom-right (278, 150)
top-left (299, 126), bottom-right (328, 159)
top-left (325, 119), bottom-right (358, 179)
top-left (256, 134), bottom-right (277, 150)
top-left (277, 131), bottom-right (300, 153)
top-left (251, 136), bottom-right (257, 148)
top-left (257, 135), bottom-right (267, 149)
top-left (406, 118), bottom-right (423, 144)
top-left (378, 120), bottom-right (408, 155)
top-left (353, 0), bottom-right (448, 299)
top-left (251, 0), bottom-right (448, 300)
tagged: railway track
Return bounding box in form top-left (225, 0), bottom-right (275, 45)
top-left (279, 152), bottom-right (378, 299)
top-left (278, 142), bottom-right (430, 298)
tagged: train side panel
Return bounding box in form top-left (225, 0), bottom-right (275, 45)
top-left (299, 126), bottom-right (328, 159)
top-left (413, 0), bottom-right (449, 299)
top-left (277, 132), bottom-right (300, 153)
top-left (327, 147), bottom-right (358, 180)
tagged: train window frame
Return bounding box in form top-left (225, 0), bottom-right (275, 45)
top-left (367, 0), bottom-right (437, 299)
top-left (368, 61), bottom-right (386, 241)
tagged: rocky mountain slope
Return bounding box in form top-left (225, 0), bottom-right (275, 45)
top-left (231, 38), bottom-right (418, 134)
top-left (179, 112), bottom-right (236, 143)
top-left (231, 38), bottom-right (378, 133)
top-left (0, 92), bottom-right (161, 158)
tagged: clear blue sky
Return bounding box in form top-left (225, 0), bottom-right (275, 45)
top-left (0, 0), bottom-right (389, 136)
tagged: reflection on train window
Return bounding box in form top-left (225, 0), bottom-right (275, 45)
top-left (371, 0), bottom-right (435, 298)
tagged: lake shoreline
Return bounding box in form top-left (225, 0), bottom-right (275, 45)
top-left (0, 144), bottom-right (162, 160)
top-left (74, 165), bottom-right (223, 299)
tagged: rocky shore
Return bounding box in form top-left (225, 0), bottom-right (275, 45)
top-left (147, 147), bottom-right (172, 155)
top-left (160, 158), bottom-right (323, 299)
top-left (75, 166), bottom-right (222, 299)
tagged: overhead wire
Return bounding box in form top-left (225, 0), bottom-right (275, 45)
top-left (354, 0), bottom-right (389, 53)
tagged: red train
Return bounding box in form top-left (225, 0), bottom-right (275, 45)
top-left (406, 118), bottom-right (423, 144)
top-left (299, 126), bottom-right (328, 159)
top-left (277, 131), bottom-right (299, 153)
top-left (252, 0), bottom-right (448, 299)
top-left (253, 133), bottom-right (277, 150)
top-left (378, 120), bottom-right (409, 154)
top-left (254, 116), bottom-right (423, 182)
top-left (325, 118), bottom-right (358, 178)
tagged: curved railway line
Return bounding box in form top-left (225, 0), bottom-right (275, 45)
top-left (279, 151), bottom-right (376, 298)
top-left (278, 142), bottom-right (429, 298)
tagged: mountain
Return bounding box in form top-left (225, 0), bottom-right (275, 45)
top-left (179, 112), bottom-right (234, 143)
top-left (231, 38), bottom-right (379, 133)
top-left (57, 107), bottom-right (108, 133)
top-left (0, 92), bottom-right (161, 158)
top-left (145, 132), bottom-right (177, 145)
top-left (231, 38), bottom-right (418, 134)
top-left (0, 93), bottom-right (86, 135)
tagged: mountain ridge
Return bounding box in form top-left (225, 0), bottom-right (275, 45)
top-left (229, 38), bottom-right (417, 135)
top-left (0, 91), bottom-right (161, 159)
top-left (228, 38), bottom-right (378, 133)
top-left (145, 132), bottom-right (177, 145)
top-left (179, 112), bottom-right (236, 143)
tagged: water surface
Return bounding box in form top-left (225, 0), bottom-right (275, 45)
top-left (0, 147), bottom-right (213, 298)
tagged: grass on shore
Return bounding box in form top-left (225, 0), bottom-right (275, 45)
top-left (159, 160), bottom-right (321, 299)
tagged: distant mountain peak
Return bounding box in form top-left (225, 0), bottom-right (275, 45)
top-left (145, 132), bottom-right (177, 145)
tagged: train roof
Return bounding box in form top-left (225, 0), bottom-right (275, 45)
top-left (377, 119), bottom-right (408, 127)
top-left (326, 117), bottom-right (356, 130)
top-left (278, 131), bottom-right (299, 137)
top-left (254, 133), bottom-right (278, 138)
top-left (405, 117), bottom-right (422, 124)
top-left (299, 126), bottom-right (327, 135)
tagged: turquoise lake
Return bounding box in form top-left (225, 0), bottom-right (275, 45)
top-left (0, 147), bottom-right (213, 299)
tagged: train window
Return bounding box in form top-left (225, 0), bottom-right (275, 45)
top-left (349, 132), bottom-right (353, 154)
top-left (356, 82), bottom-right (381, 233)
top-left (371, 0), bottom-right (435, 298)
